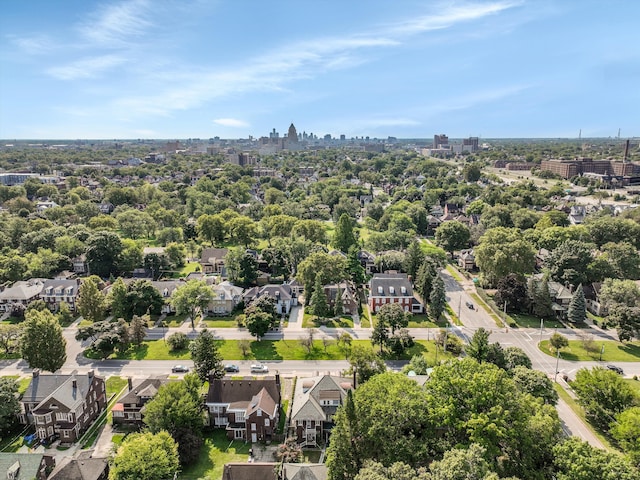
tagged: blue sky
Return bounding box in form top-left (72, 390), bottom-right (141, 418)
top-left (1, 0), bottom-right (639, 140)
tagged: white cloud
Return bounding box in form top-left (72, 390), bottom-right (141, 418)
top-left (78, 0), bottom-right (153, 46)
top-left (213, 118), bottom-right (250, 128)
top-left (6, 34), bottom-right (53, 55)
top-left (47, 54), bottom-right (127, 80)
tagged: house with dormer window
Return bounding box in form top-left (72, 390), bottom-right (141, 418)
top-left (243, 284), bottom-right (297, 315)
top-left (368, 273), bottom-right (423, 314)
top-left (40, 279), bottom-right (81, 312)
top-left (0, 279), bottom-right (45, 312)
top-left (112, 376), bottom-right (170, 427)
top-left (210, 281), bottom-right (244, 315)
top-left (20, 370), bottom-right (106, 444)
top-left (205, 376), bottom-right (281, 443)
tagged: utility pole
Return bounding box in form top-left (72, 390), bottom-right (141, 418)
top-left (599, 344), bottom-right (604, 362)
top-left (554, 347), bottom-right (560, 382)
top-left (539, 318), bottom-right (544, 343)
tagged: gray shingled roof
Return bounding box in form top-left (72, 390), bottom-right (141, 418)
top-left (369, 273), bottom-right (414, 297)
top-left (23, 372), bottom-right (97, 412)
top-left (0, 453), bottom-right (49, 480)
top-left (48, 454), bottom-right (108, 480)
top-left (206, 377), bottom-right (280, 406)
top-left (116, 377), bottom-right (169, 405)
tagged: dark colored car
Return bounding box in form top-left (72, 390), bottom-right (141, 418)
top-left (606, 364), bottom-right (623, 375)
top-left (224, 364), bottom-right (240, 373)
top-left (171, 365), bottom-right (189, 373)
top-left (465, 302), bottom-right (474, 310)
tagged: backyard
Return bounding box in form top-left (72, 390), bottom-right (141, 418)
top-left (179, 430), bottom-right (251, 480)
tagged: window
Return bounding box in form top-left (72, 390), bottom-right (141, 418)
top-left (45, 413), bottom-right (52, 423)
top-left (257, 409), bottom-right (262, 417)
top-left (112, 411), bottom-right (124, 418)
top-left (251, 423), bottom-right (256, 431)
top-left (265, 418), bottom-right (270, 427)
top-left (389, 286), bottom-right (395, 294)
top-left (235, 412), bottom-right (245, 422)
top-left (234, 430), bottom-right (244, 439)
top-left (401, 286), bottom-right (407, 294)
top-left (63, 430), bottom-right (70, 438)
top-left (377, 286), bottom-right (383, 294)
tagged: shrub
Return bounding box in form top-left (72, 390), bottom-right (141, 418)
top-left (167, 332), bottom-right (189, 351)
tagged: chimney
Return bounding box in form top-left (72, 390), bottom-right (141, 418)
top-left (353, 369), bottom-right (357, 389)
top-left (275, 373), bottom-right (280, 388)
top-left (72, 379), bottom-right (77, 389)
top-left (32, 369), bottom-right (40, 378)
top-left (127, 378), bottom-right (133, 391)
top-left (87, 370), bottom-right (94, 380)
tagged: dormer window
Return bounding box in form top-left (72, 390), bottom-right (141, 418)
top-left (389, 286), bottom-right (395, 294)
top-left (46, 287), bottom-right (53, 295)
top-left (377, 286), bottom-right (383, 295)
top-left (401, 286), bottom-right (407, 294)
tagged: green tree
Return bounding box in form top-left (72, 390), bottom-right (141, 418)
top-left (347, 345), bottom-right (386, 384)
top-left (297, 251), bottom-right (346, 295)
top-left (189, 328), bottom-right (224, 382)
top-left (170, 280), bottom-right (214, 329)
top-left (228, 215), bottom-right (257, 247)
top-left (567, 284), bottom-right (586, 324)
top-left (117, 239), bottom-right (143, 275)
top-left (245, 309), bottom-right (273, 340)
top-left (310, 276), bottom-right (331, 320)
top-left (549, 332), bottom-right (569, 352)
top-left (0, 378), bottom-right (20, 435)
top-left (165, 242), bottom-right (186, 269)
top-left (586, 216), bottom-right (640, 249)
top-left (529, 276), bottom-right (554, 319)
top-left (346, 246), bottom-right (367, 285)
top-left (601, 241), bottom-right (640, 280)
top-left (377, 303), bottom-right (408, 334)
top-left (85, 231), bottom-right (123, 278)
top-left (402, 240), bottom-right (425, 280)
top-left (553, 437), bottom-right (639, 480)
top-left (429, 444), bottom-right (493, 480)
top-left (21, 309), bottom-right (67, 372)
top-left (196, 214), bottom-right (225, 244)
top-left (503, 346), bottom-right (532, 370)
top-left (607, 304), bottom-right (640, 342)
top-left (333, 213), bottom-right (357, 253)
top-left (611, 407), bottom-right (640, 466)
top-left (429, 274), bottom-right (447, 321)
top-left (56, 301), bottom-right (73, 326)
top-left (512, 366), bottom-right (558, 405)
top-left (435, 221), bottom-right (471, 255)
top-left (110, 431), bottom-right (180, 480)
top-left (129, 315), bottom-right (147, 346)
top-left (572, 367), bottom-right (638, 431)
top-left (355, 461), bottom-right (430, 480)
top-left (466, 327), bottom-right (491, 363)
top-left (327, 374), bottom-right (434, 480)
top-left (475, 227), bottom-right (536, 285)
top-left (600, 278), bottom-right (640, 308)
top-left (415, 258), bottom-right (437, 303)
top-left (463, 163), bottom-right (482, 182)
top-left (77, 275), bottom-right (106, 323)
top-left (225, 248), bottom-right (258, 287)
top-left (125, 280), bottom-right (164, 319)
top-left (371, 317), bottom-right (389, 354)
top-left (547, 240), bottom-right (594, 286)
top-left (494, 274), bottom-right (528, 313)
top-left (107, 277), bottom-right (128, 320)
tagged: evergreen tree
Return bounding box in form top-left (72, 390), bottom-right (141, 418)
top-left (403, 240), bottom-right (425, 279)
top-left (466, 328), bottom-right (491, 363)
top-left (530, 276), bottom-right (554, 319)
top-left (189, 328), bottom-right (224, 381)
top-left (567, 284), bottom-right (586, 324)
top-left (310, 276), bottom-right (331, 320)
top-left (21, 309), bottom-right (67, 372)
top-left (129, 315), bottom-right (147, 346)
top-left (334, 288), bottom-right (344, 316)
top-left (346, 246), bottom-right (367, 285)
top-left (333, 213), bottom-right (357, 253)
top-left (429, 274), bottom-right (447, 321)
top-left (415, 259), bottom-right (437, 303)
top-left (371, 317), bottom-right (389, 354)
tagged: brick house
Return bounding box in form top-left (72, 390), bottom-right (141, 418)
top-left (20, 370), bottom-right (106, 444)
top-left (112, 377), bottom-right (169, 427)
top-left (323, 282), bottom-right (359, 316)
top-left (205, 376), bottom-right (281, 442)
top-left (290, 375), bottom-right (353, 447)
top-left (368, 273), bottom-right (423, 314)
top-left (40, 279), bottom-right (81, 312)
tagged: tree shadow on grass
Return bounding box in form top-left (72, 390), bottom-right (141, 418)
top-left (620, 343), bottom-right (640, 359)
top-left (250, 340), bottom-right (283, 360)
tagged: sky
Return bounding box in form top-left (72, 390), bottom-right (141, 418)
top-left (1, 0), bottom-right (639, 140)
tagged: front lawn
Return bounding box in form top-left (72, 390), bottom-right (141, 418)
top-left (302, 311), bottom-right (354, 328)
top-left (179, 430), bottom-right (251, 480)
top-left (106, 376), bottom-right (128, 397)
top-left (539, 340), bottom-right (640, 362)
top-left (84, 339), bottom-right (446, 362)
top-left (511, 313), bottom-right (564, 329)
top-left (407, 314), bottom-right (444, 328)
top-left (161, 313), bottom-right (188, 327)
top-left (202, 314), bottom-right (242, 328)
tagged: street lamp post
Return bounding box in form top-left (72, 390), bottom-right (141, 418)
top-left (599, 344), bottom-right (604, 362)
top-left (554, 347), bottom-right (560, 382)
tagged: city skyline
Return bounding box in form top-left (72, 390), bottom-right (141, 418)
top-left (1, 0), bottom-right (639, 140)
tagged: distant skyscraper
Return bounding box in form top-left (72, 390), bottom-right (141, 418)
top-left (288, 123), bottom-right (298, 143)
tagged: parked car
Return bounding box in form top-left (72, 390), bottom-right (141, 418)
top-left (224, 364), bottom-right (240, 373)
top-left (171, 365), bottom-right (189, 373)
top-left (606, 364), bottom-right (623, 375)
top-left (250, 364), bottom-right (269, 373)
top-left (465, 302), bottom-right (474, 310)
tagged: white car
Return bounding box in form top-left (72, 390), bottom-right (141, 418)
top-left (250, 364), bottom-right (269, 373)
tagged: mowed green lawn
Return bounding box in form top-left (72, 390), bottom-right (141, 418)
top-left (85, 338), bottom-right (450, 362)
top-left (539, 340), bottom-right (640, 362)
top-left (179, 430), bottom-right (250, 480)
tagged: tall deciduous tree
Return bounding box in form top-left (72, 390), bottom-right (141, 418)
top-left (611, 407), bottom-right (640, 466)
top-left (553, 437), bottom-right (638, 480)
top-left (377, 303), bottom-right (408, 334)
top-left (572, 367), bottom-right (638, 431)
top-left (189, 329), bottom-right (224, 382)
top-left (428, 444), bottom-right (493, 480)
top-left (333, 213), bottom-right (357, 253)
top-left (21, 309), bottom-right (67, 372)
top-left (435, 221), bottom-right (471, 255)
top-left (107, 277), bottom-right (128, 320)
top-left (297, 251), bottom-right (346, 295)
top-left (512, 366), bottom-right (558, 405)
top-left (225, 248), bottom-right (258, 287)
top-left (547, 240), bottom-right (594, 286)
top-left (77, 275), bottom-right (106, 323)
top-left (85, 231), bottom-right (123, 278)
top-left (171, 279), bottom-right (214, 329)
top-left (245, 310), bottom-right (273, 340)
top-left (0, 378), bottom-right (20, 435)
top-left (347, 345), bottom-right (386, 385)
top-left (466, 328), bottom-right (491, 363)
top-left (475, 227), bottom-right (536, 286)
top-left (110, 431), bottom-right (180, 480)
top-left (494, 274), bottom-right (528, 313)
